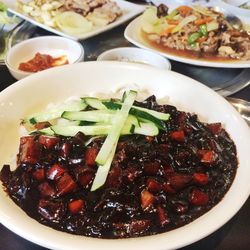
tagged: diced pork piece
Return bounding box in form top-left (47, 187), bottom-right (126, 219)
top-left (190, 188), bottom-right (209, 206)
top-left (38, 135), bottom-right (59, 149)
top-left (113, 219), bottom-right (151, 237)
top-left (198, 150), bottom-right (217, 164)
top-left (168, 174), bottom-right (192, 190)
top-left (78, 170), bottom-right (94, 188)
top-left (147, 179), bottom-right (162, 193)
top-left (38, 182), bottom-right (56, 197)
top-left (141, 190), bottom-right (155, 210)
top-left (143, 162), bottom-right (160, 175)
top-left (207, 123), bottom-right (222, 135)
top-left (170, 130), bottom-right (185, 142)
top-left (68, 199), bottom-right (85, 214)
top-left (193, 173), bottom-right (209, 185)
top-left (38, 199), bottom-right (65, 222)
top-left (17, 136), bottom-right (42, 164)
top-left (85, 147), bottom-right (98, 166)
top-left (47, 164), bottom-right (66, 181)
top-left (56, 173), bottom-right (77, 196)
top-left (32, 168), bottom-right (45, 181)
top-left (60, 142), bottom-right (72, 159)
top-left (157, 206), bottom-right (170, 227)
top-left (162, 182), bottom-right (176, 194)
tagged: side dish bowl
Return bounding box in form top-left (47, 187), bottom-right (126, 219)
top-left (97, 47), bottom-right (171, 70)
top-left (5, 36), bottom-right (84, 80)
top-left (0, 61), bottom-right (250, 250)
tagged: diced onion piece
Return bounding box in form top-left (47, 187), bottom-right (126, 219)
top-left (141, 7), bottom-right (159, 25)
top-left (141, 7), bottom-right (169, 35)
top-left (55, 11), bottom-right (93, 35)
top-left (206, 21), bottom-right (219, 32)
top-left (191, 5), bottom-right (217, 17)
top-left (171, 14), bottom-right (197, 33)
top-left (218, 46), bottom-right (235, 55)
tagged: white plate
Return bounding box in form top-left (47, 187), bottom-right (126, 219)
top-left (124, 2), bottom-right (250, 68)
top-left (3, 0), bottom-right (145, 40)
top-left (0, 61), bottom-right (250, 250)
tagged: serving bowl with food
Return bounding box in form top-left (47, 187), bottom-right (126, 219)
top-left (0, 61), bottom-right (249, 250)
top-left (3, 0), bottom-right (145, 40)
top-left (5, 36), bottom-right (84, 80)
top-left (125, 3), bottom-right (250, 68)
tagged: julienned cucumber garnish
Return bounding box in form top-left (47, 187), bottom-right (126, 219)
top-left (103, 102), bottom-right (167, 130)
top-left (25, 100), bottom-right (87, 124)
top-left (95, 90), bottom-right (137, 166)
top-left (23, 90), bottom-right (170, 191)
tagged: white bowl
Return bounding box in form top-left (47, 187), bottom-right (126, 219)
top-left (97, 47), bottom-right (171, 70)
top-left (5, 36), bottom-right (84, 80)
top-left (0, 61), bottom-right (250, 250)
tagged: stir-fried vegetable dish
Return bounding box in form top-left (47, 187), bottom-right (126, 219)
top-left (141, 4), bottom-right (250, 60)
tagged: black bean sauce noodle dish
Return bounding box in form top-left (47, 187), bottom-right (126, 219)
top-left (0, 90), bottom-right (238, 239)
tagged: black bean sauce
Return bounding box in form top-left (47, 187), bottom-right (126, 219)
top-left (0, 96), bottom-right (237, 238)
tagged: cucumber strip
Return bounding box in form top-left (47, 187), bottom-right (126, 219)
top-left (132, 106), bottom-right (170, 121)
top-left (103, 101), bottom-right (167, 130)
top-left (90, 145), bottom-right (116, 191)
top-left (38, 127), bottom-right (55, 135)
top-left (104, 101), bottom-right (170, 120)
top-left (51, 124), bottom-right (112, 136)
top-left (26, 100), bottom-right (87, 124)
top-left (62, 110), bottom-right (115, 123)
top-left (134, 121), bottom-right (159, 136)
top-left (95, 90), bottom-right (137, 166)
top-left (81, 97), bottom-right (108, 110)
top-left (50, 120), bottom-right (134, 137)
top-left (43, 120), bottom-right (156, 137)
top-left (62, 110), bottom-right (139, 127)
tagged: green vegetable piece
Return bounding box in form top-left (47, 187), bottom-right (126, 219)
top-left (166, 9), bottom-right (178, 20)
top-left (95, 90), bottom-right (137, 166)
top-left (0, 2), bottom-right (7, 12)
top-left (188, 32), bottom-right (201, 45)
top-left (199, 24), bottom-right (207, 36)
top-left (102, 101), bottom-right (167, 130)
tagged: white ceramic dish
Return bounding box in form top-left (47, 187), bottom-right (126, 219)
top-left (97, 47), bottom-right (171, 70)
top-left (3, 0), bottom-right (145, 41)
top-left (218, 0), bottom-right (250, 23)
top-left (5, 36), bottom-right (84, 80)
top-left (124, 1), bottom-right (250, 68)
top-left (0, 61), bottom-right (250, 250)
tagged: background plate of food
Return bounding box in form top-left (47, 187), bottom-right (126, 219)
top-left (2, 0), bottom-right (145, 40)
top-left (124, 1), bottom-right (250, 68)
top-left (0, 61), bottom-right (250, 250)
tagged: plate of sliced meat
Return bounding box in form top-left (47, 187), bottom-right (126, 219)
top-left (3, 0), bottom-right (145, 40)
